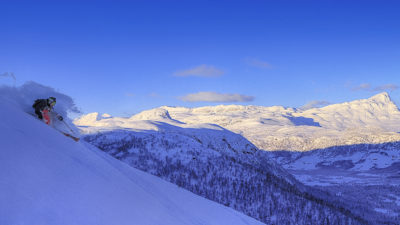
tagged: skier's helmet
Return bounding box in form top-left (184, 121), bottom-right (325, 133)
top-left (48, 97), bottom-right (56, 107)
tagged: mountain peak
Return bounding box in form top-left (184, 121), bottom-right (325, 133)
top-left (130, 108), bottom-right (173, 121)
top-left (74, 112), bottom-right (110, 126)
top-left (368, 92), bottom-right (392, 103)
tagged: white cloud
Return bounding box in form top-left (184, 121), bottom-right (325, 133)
top-left (373, 84), bottom-right (399, 92)
top-left (352, 83), bottom-right (371, 91)
top-left (245, 58), bottom-right (272, 69)
top-left (301, 100), bottom-right (330, 110)
top-left (148, 92), bottom-right (160, 98)
top-left (180, 92), bottom-right (255, 103)
top-left (352, 83), bottom-right (398, 92)
top-left (174, 65), bottom-right (224, 77)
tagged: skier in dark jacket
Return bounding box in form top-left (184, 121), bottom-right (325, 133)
top-left (32, 97), bottom-right (63, 125)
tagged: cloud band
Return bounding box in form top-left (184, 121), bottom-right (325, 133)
top-left (180, 91), bottom-right (255, 103)
top-left (174, 65), bottom-right (224, 77)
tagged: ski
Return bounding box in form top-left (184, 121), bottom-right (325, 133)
top-left (62, 132), bottom-right (80, 142)
top-left (27, 112), bottom-right (80, 142)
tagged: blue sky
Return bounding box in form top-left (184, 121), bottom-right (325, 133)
top-left (1, 0), bottom-right (399, 116)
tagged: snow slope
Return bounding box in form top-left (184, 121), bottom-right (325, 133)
top-left (0, 94), bottom-right (264, 225)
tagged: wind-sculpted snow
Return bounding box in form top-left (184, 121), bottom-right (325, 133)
top-left (75, 92), bottom-right (400, 151)
top-left (0, 81), bottom-right (79, 118)
top-left (81, 121), bottom-right (367, 224)
top-left (0, 89), bottom-right (268, 225)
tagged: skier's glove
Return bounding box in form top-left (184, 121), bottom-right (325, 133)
top-left (57, 115), bottom-right (63, 121)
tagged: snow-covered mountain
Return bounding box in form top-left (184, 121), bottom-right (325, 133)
top-left (0, 86), bottom-right (266, 225)
top-left (160, 92), bottom-right (400, 151)
top-left (74, 92), bottom-right (400, 224)
top-left (76, 113), bottom-right (370, 224)
top-left (75, 92), bottom-right (400, 151)
top-left (74, 112), bottom-right (112, 125)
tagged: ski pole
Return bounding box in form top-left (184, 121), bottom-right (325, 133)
top-left (53, 110), bottom-right (79, 136)
top-left (62, 120), bottom-right (77, 135)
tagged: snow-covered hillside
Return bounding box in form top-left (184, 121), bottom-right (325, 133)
top-left (76, 112), bottom-right (369, 224)
top-left (75, 92), bottom-right (400, 151)
top-left (0, 87), bottom-right (265, 225)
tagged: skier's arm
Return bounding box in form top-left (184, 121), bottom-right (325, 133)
top-left (34, 100), bottom-right (47, 119)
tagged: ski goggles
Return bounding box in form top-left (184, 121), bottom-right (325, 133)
top-left (50, 101), bottom-right (56, 107)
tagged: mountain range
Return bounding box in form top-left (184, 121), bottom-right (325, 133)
top-left (74, 92), bottom-right (400, 224)
top-left (76, 92), bottom-right (400, 151)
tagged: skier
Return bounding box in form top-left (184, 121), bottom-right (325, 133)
top-left (32, 97), bottom-right (79, 142)
top-left (32, 97), bottom-right (63, 125)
